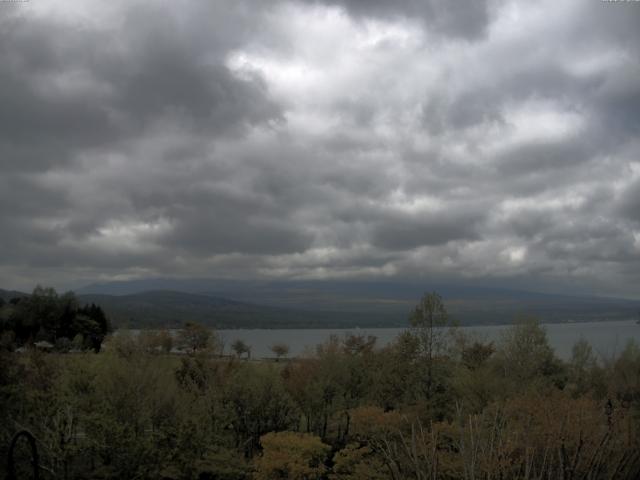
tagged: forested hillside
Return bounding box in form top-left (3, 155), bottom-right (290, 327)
top-left (76, 290), bottom-right (390, 329)
top-left (2, 293), bottom-right (640, 479)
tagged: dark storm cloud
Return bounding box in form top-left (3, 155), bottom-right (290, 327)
top-left (0, 21), bottom-right (118, 171)
top-left (0, 0), bottom-right (285, 276)
top-left (371, 211), bottom-right (483, 250)
top-left (165, 215), bottom-right (312, 255)
top-left (1, 0), bottom-right (640, 298)
top-left (503, 209), bottom-right (556, 240)
top-left (0, 174), bottom-right (69, 218)
top-left (158, 188), bottom-right (313, 255)
top-left (108, 37), bottom-right (281, 134)
top-left (495, 140), bottom-right (594, 176)
top-left (0, 3), bottom-right (280, 173)
top-left (618, 179), bottom-right (640, 224)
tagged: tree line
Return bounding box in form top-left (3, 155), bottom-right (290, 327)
top-left (1, 292), bottom-right (640, 478)
top-left (0, 286), bottom-right (111, 352)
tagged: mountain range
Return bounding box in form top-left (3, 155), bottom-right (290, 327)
top-left (75, 279), bottom-right (640, 328)
top-left (3, 279), bottom-right (639, 329)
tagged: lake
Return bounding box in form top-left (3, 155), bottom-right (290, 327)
top-left (218, 320), bottom-right (640, 360)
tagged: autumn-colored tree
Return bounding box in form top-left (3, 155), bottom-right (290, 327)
top-left (460, 340), bottom-right (495, 370)
top-left (349, 406), bottom-right (403, 440)
top-left (254, 431), bottom-right (331, 480)
top-left (349, 406), bottom-right (446, 480)
top-left (177, 322), bottom-right (216, 353)
top-left (270, 342), bottom-right (290, 361)
top-left (157, 329), bottom-right (173, 353)
top-left (461, 390), bottom-right (640, 479)
top-left (330, 443), bottom-right (389, 480)
top-left (342, 334), bottom-right (376, 356)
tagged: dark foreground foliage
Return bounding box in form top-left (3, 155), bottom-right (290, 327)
top-left (0, 286), bottom-right (111, 353)
top-left (1, 294), bottom-right (640, 479)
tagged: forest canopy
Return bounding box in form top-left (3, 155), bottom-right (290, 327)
top-left (0, 286), bottom-right (111, 352)
top-left (2, 292), bottom-right (640, 478)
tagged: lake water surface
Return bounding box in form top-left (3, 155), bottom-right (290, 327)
top-left (219, 320), bottom-right (640, 360)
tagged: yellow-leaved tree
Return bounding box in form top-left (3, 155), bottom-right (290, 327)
top-left (254, 431), bottom-right (330, 480)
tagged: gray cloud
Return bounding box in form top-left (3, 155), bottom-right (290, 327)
top-left (300, 0), bottom-right (490, 40)
top-left (618, 179), bottom-right (640, 224)
top-left (1, 0), bottom-right (639, 298)
top-left (0, 2), bottom-right (280, 173)
top-left (371, 211), bottom-right (484, 250)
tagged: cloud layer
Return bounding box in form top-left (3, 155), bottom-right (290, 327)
top-left (1, 0), bottom-right (639, 297)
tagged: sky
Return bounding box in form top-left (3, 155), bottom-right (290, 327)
top-left (0, 0), bottom-right (639, 297)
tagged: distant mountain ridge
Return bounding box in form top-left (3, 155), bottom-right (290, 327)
top-left (73, 279), bottom-right (640, 328)
top-left (77, 290), bottom-right (370, 329)
top-left (0, 289), bottom-right (29, 302)
top-left (4, 281), bottom-right (639, 329)
top-left (1, 288), bottom-right (396, 329)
